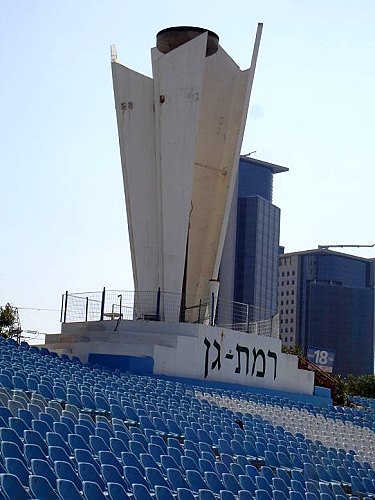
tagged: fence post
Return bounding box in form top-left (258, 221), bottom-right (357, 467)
top-left (85, 297), bottom-right (89, 322)
top-left (63, 291), bottom-right (68, 323)
top-left (118, 294), bottom-right (122, 319)
top-left (156, 287), bottom-right (161, 321)
top-left (100, 287), bottom-right (106, 321)
top-left (210, 292), bottom-right (215, 326)
top-left (198, 299), bottom-right (202, 323)
top-left (60, 294), bottom-right (64, 323)
top-left (246, 304), bottom-right (250, 333)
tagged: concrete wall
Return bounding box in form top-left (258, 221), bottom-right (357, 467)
top-left (47, 319), bottom-right (314, 395)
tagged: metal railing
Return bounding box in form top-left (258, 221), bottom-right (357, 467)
top-left (60, 288), bottom-right (278, 336)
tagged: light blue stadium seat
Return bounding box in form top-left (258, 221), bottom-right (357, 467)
top-left (8, 399), bottom-right (25, 417)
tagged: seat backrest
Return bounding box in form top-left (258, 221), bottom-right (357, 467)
top-left (54, 460), bottom-right (82, 491)
top-left (0, 472), bottom-right (31, 500)
top-left (29, 474), bottom-right (58, 500)
top-left (56, 478), bottom-right (85, 500)
top-left (78, 461), bottom-right (105, 490)
top-left (124, 465), bottom-right (148, 489)
top-left (30, 458), bottom-right (57, 489)
top-left (83, 480), bottom-right (107, 500)
top-left (132, 483), bottom-right (154, 500)
top-left (4, 457), bottom-right (29, 487)
top-left (107, 481), bottom-right (129, 500)
top-left (176, 488), bottom-right (196, 500)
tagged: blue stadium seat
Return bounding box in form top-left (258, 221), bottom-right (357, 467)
top-left (176, 488), bottom-right (196, 500)
top-left (56, 478), bottom-right (85, 500)
top-left (121, 451), bottom-right (145, 474)
top-left (1, 441), bottom-right (27, 467)
top-left (166, 468), bottom-right (191, 492)
top-left (132, 483), bottom-right (154, 500)
top-left (30, 459), bottom-right (57, 490)
top-left (204, 471), bottom-right (226, 495)
top-left (4, 457), bottom-right (30, 487)
top-left (82, 480), bottom-right (107, 500)
top-left (78, 462), bottom-right (105, 491)
top-left (0, 472), bottom-right (31, 500)
top-left (145, 466), bottom-right (170, 491)
top-left (24, 429), bottom-right (48, 455)
top-left (124, 465), bottom-right (148, 490)
top-left (54, 460), bottom-right (82, 491)
top-left (255, 489), bottom-right (272, 500)
top-left (29, 474), bottom-right (59, 500)
top-left (185, 469), bottom-right (208, 493)
top-left (0, 427), bottom-right (24, 452)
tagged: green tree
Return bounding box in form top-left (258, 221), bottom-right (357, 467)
top-left (0, 303), bottom-right (17, 338)
top-left (281, 344), bottom-right (304, 356)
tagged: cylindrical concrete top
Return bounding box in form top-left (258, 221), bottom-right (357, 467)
top-left (156, 26), bottom-right (219, 56)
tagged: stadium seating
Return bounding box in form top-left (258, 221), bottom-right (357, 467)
top-left (0, 335), bottom-right (374, 499)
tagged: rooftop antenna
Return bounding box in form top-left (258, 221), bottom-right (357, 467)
top-left (243, 150), bottom-right (257, 156)
top-left (110, 44), bottom-right (117, 62)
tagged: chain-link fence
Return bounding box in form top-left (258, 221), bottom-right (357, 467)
top-left (61, 288), bottom-right (278, 336)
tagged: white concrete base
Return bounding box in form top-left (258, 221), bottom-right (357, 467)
top-left (44, 320), bottom-right (314, 395)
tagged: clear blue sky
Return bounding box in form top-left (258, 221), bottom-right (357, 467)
top-left (1, 0), bottom-right (374, 337)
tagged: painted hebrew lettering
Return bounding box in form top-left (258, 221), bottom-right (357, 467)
top-left (203, 337), bottom-right (221, 378)
top-left (225, 350), bottom-right (234, 360)
top-left (267, 350), bottom-right (277, 379)
top-left (204, 337), bottom-right (210, 378)
top-left (235, 344), bottom-right (250, 375)
top-left (251, 348), bottom-right (266, 377)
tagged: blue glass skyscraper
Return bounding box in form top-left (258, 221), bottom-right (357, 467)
top-left (278, 249), bottom-right (375, 376)
top-left (220, 156), bottom-right (288, 322)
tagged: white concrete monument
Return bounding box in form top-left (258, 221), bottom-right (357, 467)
top-left (112, 25), bottom-right (263, 321)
